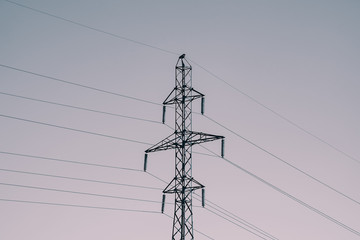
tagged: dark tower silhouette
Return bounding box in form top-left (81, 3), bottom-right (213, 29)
top-left (144, 54), bottom-right (224, 240)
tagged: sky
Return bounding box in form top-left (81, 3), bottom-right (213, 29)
top-left (1, 0), bottom-right (360, 239)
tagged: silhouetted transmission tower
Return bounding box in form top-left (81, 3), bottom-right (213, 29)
top-left (144, 54), bottom-right (224, 240)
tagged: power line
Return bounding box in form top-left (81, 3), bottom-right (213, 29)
top-left (2, 78), bottom-right (356, 209)
top-left (0, 168), bottom-right (162, 191)
top-left (205, 199), bottom-right (276, 239)
top-left (4, 89), bottom-right (356, 206)
top-left (0, 63), bottom-right (161, 106)
top-left (163, 213), bottom-right (216, 240)
top-left (146, 172), bottom-right (278, 240)
top-left (193, 194), bottom-right (278, 240)
top-left (200, 146), bottom-right (360, 237)
top-left (3, 0), bottom-right (357, 166)
top-left (0, 182), bottom-right (165, 205)
top-left (3, 88), bottom-right (355, 208)
top-left (4, 2), bottom-right (357, 237)
top-left (1, 2), bottom-right (358, 234)
top-left (204, 207), bottom-right (269, 240)
top-left (3, 104), bottom-right (352, 235)
top-left (0, 91), bottom-right (161, 124)
top-left (1, 182), bottom-right (205, 208)
top-left (193, 230), bottom-right (216, 240)
top-left (203, 114), bottom-right (360, 206)
top-left (1, 64), bottom-right (356, 207)
top-left (155, 128), bottom-right (357, 238)
top-left (3, 0), bottom-right (179, 56)
top-left (0, 149), bottom-right (215, 174)
top-left (7, 148), bottom-right (356, 237)
top-left (192, 195), bottom-right (277, 240)
top-left (0, 93), bottom-right (214, 158)
top-left (0, 198), bottom-right (160, 214)
top-left (0, 149), bottom-right (237, 235)
top-left (188, 59), bottom-right (360, 165)
top-left (2, 62), bottom-right (357, 174)
top-left (0, 113), bottom-right (152, 145)
top-left (0, 150), bottom-right (141, 172)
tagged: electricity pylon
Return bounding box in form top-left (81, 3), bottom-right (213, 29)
top-left (144, 54), bottom-right (224, 240)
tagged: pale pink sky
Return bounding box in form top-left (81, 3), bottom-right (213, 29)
top-left (1, 0), bottom-right (359, 239)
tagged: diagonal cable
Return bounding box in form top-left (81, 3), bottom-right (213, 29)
top-left (0, 182), bottom-right (164, 204)
top-left (0, 63), bottom-right (161, 106)
top-left (201, 145), bottom-right (360, 237)
top-left (3, 0), bottom-right (179, 56)
top-left (146, 172), bottom-right (277, 240)
top-left (1, 74), bottom-right (356, 208)
top-left (0, 150), bottom-right (141, 172)
top-left (192, 195), bottom-right (277, 240)
top-left (0, 168), bottom-right (161, 191)
top-left (0, 198), bottom-right (159, 214)
top-left (0, 113), bottom-right (152, 145)
top-left (203, 114), bottom-right (360, 206)
top-left (2, 0), bottom-right (358, 165)
top-left (0, 91), bottom-right (161, 124)
top-left (189, 59), bottom-right (360, 165)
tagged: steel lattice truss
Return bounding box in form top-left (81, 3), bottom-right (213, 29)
top-left (145, 54), bottom-right (224, 240)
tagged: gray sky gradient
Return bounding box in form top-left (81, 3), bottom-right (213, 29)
top-left (1, 0), bottom-right (359, 239)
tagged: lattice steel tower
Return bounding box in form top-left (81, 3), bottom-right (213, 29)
top-left (144, 54), bottom-right (224, 240)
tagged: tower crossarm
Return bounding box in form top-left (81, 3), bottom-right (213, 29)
top-left (163, 87), bottom-right (204, 105)
top-left (145, 132), bottom-right (176, 153)
top-left (145, 131), bottom-right (223, 153)
top-left (163, 176), bottom-right (204, 194)
top-left (185, 131), bottom-right (224, 146)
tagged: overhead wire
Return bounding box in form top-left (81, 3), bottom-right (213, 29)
top-left (0, 198), bottom-right (160, 214)
top-left (0, 113), bottom-right (152, 145)
top-left (163, 213), bottom-right (216, 240)
top-left (0, 92), bottom-right (215, 158)
top-left (0, 91), bottom-right (161, 124)
top-left (0, 150), bottom-right (206, 193)
top-left (3, 85), bottom-right (356, 207)
top-left (199, 195), bottom-right (276, 239)
top-left (1, 1), bottom-right (358, 236)
top-left (149, 120), bottom-right (278, 239)
top-left (0, 63), bottom-right (162, 106)
top-left (0, 150), bottom-right (141, 172)
top-left (2, 122), bottom-right (356, 237)
top-left (3, 146), bottom-right (357, 237)
top-left (0, 184), bottom-right (210, 237)
top-left (3, 80), bottom-right (353, 208)
top-left (150, 118), bottom-right (360, 237)
top-left (200, 145), bottom-right (360, 237)
top-left (0, 168), bottom-right (161, 191)
top-left (2, 0), bottom-right (358, 165)
top-left (2, 0), bottom-right (179, 56)
top-left (202, 114), bottom-right (360, 206)
top-left (1, 65), bottom-right (358, 206)
top-left (146, 171), bottom-right (278, 240)
top-left (1, 81), bottom-right (358, 235)
top-left (188, 59), bottom-right (360, 165)
top-left (192, 195), bottom-right (277, 240)
top-left (204, 207), bottom-right (268, 240)
top-left (0, 182), bottom-right (166, 205)
top-left (1, 85), bottom-right (358, 234)
top-left (3, 65), bottom-right (357, 205)
top-left (159, 126), bottom-right (276, 240)
top-left (1, 182), bottom-right (205, 208)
